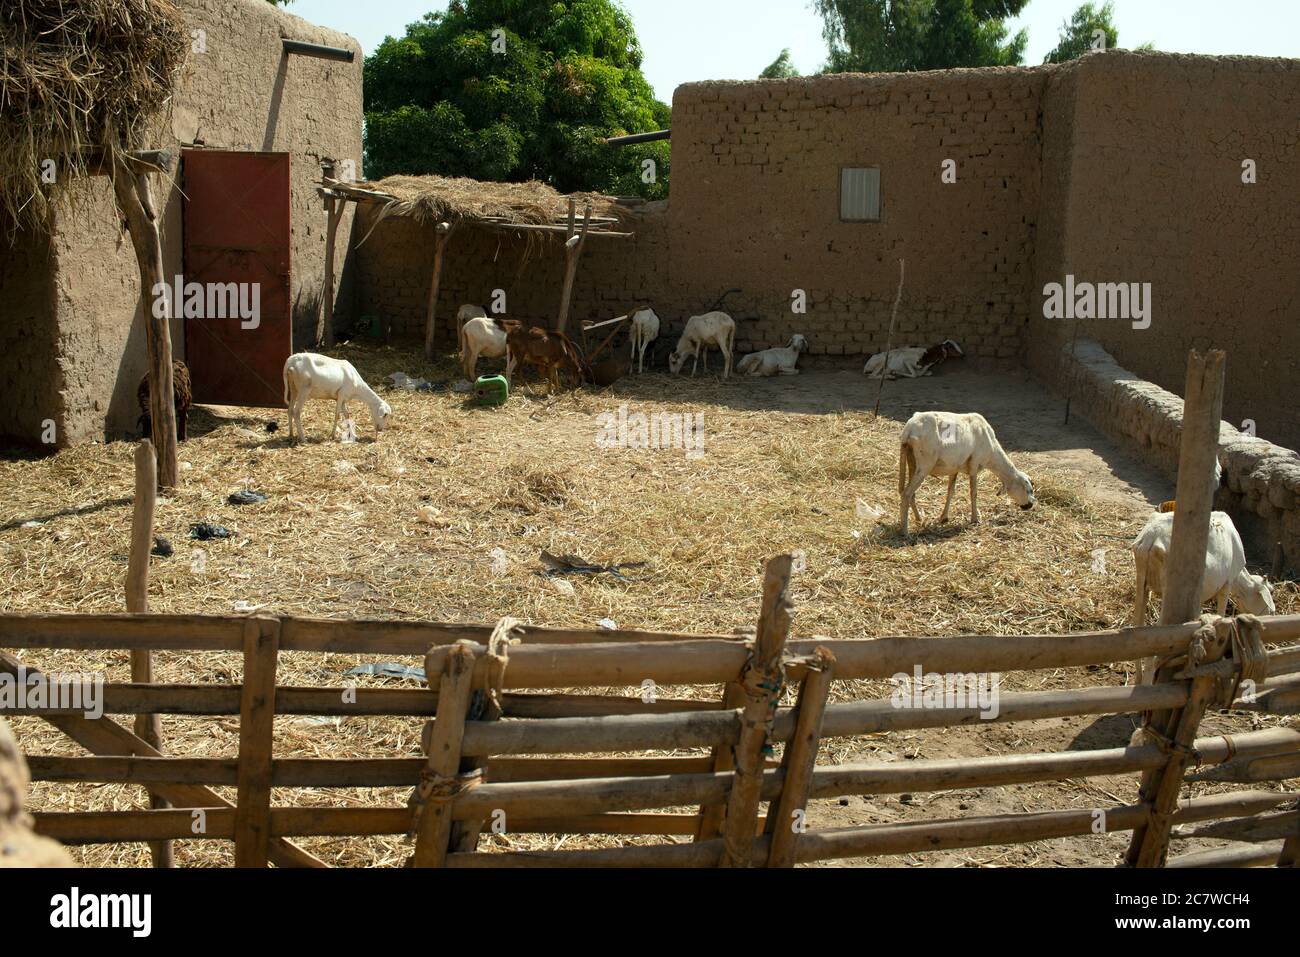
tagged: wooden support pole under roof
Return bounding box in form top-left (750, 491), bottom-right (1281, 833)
top-left (110, 155), bottom-right (179, 489)
top-left (424, 220), bottom-right (454, 361)
top-left (555, 199), bottom-right (592, 335)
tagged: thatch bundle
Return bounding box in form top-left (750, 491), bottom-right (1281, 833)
top-left (359, 174), bottom-right (627, 227)
top-left (0, 0), bottom-right (189, 235)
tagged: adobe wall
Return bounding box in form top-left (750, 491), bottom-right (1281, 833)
top-left (667, 69), bottom-right (1047, 362)
top-left (0, 223), bottom-right (60, 445)
top-left (1027, 52), bottom-right (1300, 452)
top-left (1062, 339), bottom-right (1300, 574)
top-left (354, 201), bottom-right (674, 352)
top-left (38, 0), bottom-right (363, 445)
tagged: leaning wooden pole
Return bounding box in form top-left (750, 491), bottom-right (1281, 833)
top-left (555, 200), bottom-right (592, 335)
top-left (766, 648), bottom-right (835, 868)
top-left (111, 156), bottom-right (178, 489)
top-left (871, 258), bottom-right (906, 418)
top-left (411, 643), bottom-right (477, 867)
top-left (423, 220), bottom-right (454, 361)
top-left (124, 439), bottom-right (171, 868)
top-left (719, 555), bottom-right (794, 867)
top-left (1126, 349), bottom-right (1228, 868)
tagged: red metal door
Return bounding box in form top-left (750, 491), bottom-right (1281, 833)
top-left (182, 150), bottom-right (291, 408)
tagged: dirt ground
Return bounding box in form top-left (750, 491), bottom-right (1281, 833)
top-left (0, 345), bottom-right (1293, 867)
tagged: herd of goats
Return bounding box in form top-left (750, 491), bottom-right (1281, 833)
top-left (135, 304), bottom-right (1277, 661)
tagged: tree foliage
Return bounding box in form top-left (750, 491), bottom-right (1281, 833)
top-left (760, 49), bottom-right (800, 79)
top-left (812, 0), bottom-right (1029, 73)
top-left (363, 0), bottom-right (669, 198)
top-left (1043, 2), bottom-right (1123, 63)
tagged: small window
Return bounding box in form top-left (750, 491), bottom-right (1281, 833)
top-left (840, 167), bottom-right (881, 222)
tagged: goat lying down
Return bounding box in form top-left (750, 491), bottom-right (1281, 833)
top-left (736, 335), bottom-right (807, 377)
top-left (1131, 510), bottom-right (1275, 682)
top-left (898, 411), bottom-right (1035, 537)
top-left (283, 353), bottom-right (391, 443)
top-left (865, 339), bottom-right (964, 379)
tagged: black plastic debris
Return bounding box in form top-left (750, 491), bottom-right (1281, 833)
top-left (151, 536), bottom-right (174, 558)
top-left (227, 490), bottom-right (268, 506)
top-left (343, 663), bottom-right (427, 682)
top-left (538, 550), bottom-right (647, 582)
top-left (266, 421), bottom-right (279, 433)
top-left (189, 522), bottom-right (233, 541)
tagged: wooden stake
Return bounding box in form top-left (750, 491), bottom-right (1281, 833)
top-left (1126, 351), bottom-right (1229, 868)
top-left (411, 643), bottom-right (477, 867)
top-left (555, 200), bottom-right (592, 334)
top-left (111, 159), bottom-right (178, 489)
top-left (234, 617), bottom-right (280, 867)
top-left (125, 440), bottom-right (171, 867)
top-left (766, 649), bottom-right (835, 867)
top-left (719, 555), bottom-right (794, 867)
top-left (694, 681), bottom-right (747, 841)
top-left (320, 195), bottom-right (343, 348)
top-left (1158, 350), bottom-right (1227, 627)
top-left (423, 221), bottom-right (454, 361)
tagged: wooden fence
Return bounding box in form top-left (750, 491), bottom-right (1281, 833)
top-left (4, 557), bottom-right (1298, 868)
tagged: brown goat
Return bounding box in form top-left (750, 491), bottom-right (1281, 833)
top-left (138, 360), bottom-right (193, 441)
top-left (495, 320), bottom-right (590, 391)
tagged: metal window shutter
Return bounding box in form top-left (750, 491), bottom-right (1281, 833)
top-left (840, 168), bottom-right (880, 221)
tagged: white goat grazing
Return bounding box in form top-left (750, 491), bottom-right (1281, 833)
top-left (668, 311), bottom-right (736, 379)
top-left (628, 308), bottom-right (660, 374)
top-left (283, 353), bottom-right (391, 443)
top-left (736, 335), bottom-right (808, 377)
top-left (459, 315), bottom-right (508, 380)
top-left (1131, 510), bottom-right (1275, 682)
top-left (897, 411), bottom-right (1035, 536)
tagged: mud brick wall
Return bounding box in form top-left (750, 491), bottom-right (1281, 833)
top-left (1062, 339), bottom-right (1300, 574)
top-left (667, 68), bottom-right (1046, 365)
top-left (355, 201), bottom-right (676, 353)
top-left (1027, 52), bottom-right (1300, 453)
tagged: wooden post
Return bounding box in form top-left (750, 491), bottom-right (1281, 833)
top-left (111, 159), bottom-right (178, 489)
top-left (719, 556), bottom-right (794, 867)
top-left (423, 221), bottom-right (454, 361)
top-left (234, 617), bottom-right (280, 867)
top-left (125, 440), bottom-right (171, 867)
top-left (1158, 350), bottom-right (1227, 628)
top-left (555, 200), bottom-right (592, 335)
top-left (411, 643), bottom-right (477, 867)
top-left (766, 649), bottom-right (835, 868)
top-left (694, 681), bottom-right (747, 841)
top-left (1280, 834), bottom-right (1299, 867)
top-left (1126, 350), bottom-right (1227, 868)
top-left (871, 259), bottom-right (905, 418)
top-left (320, 195), bottom-right (343, 348)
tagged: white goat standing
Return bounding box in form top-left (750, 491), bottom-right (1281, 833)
top-left (459, 315), bottom-right (508, 380)
top-left (736, 335), bottom-right (808, 377)
top-left (897, 411), bottom-right (1035, 536)
top-left (628, 307), bottom-right (660, 374)
top-left (668, 311), bottom-right (736, 379)
top-left (283, 353), bottom-right (391, 443)
top-left (1131, 510), bottom-right (1275, 682)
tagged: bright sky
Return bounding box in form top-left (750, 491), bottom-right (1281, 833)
top-left (282, 0), bottom-right (1300, 102)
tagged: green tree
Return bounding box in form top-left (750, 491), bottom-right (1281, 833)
top-left (813, 0), bottom-right (1029, 73)
top-left (1044, 2), bottom-right (1150, 62)
top-left (760, 49), bottom-right (800, 78)
top-left (363, 0), bottom-right (669, 198)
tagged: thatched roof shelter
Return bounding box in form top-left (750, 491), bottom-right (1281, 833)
top-left (0, 0), bottom-right (189, 235)
top-left (326, 174), bottom-right (636, 238)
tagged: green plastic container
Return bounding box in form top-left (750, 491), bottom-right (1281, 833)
top-left (474, 375), bottom-right (509, 406)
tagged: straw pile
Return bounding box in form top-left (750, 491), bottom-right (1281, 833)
top-left (357, 174), bottom-right (628, 226)
top-left (2, 343), bottom-right (1294, 866)
top-left (0, 0), bottom-right (188, 235)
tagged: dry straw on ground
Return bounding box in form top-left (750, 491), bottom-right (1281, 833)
top-left (1, 343), bottom-right (1294, 866)
top-left (0, 0), bottom-right (188, 235)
